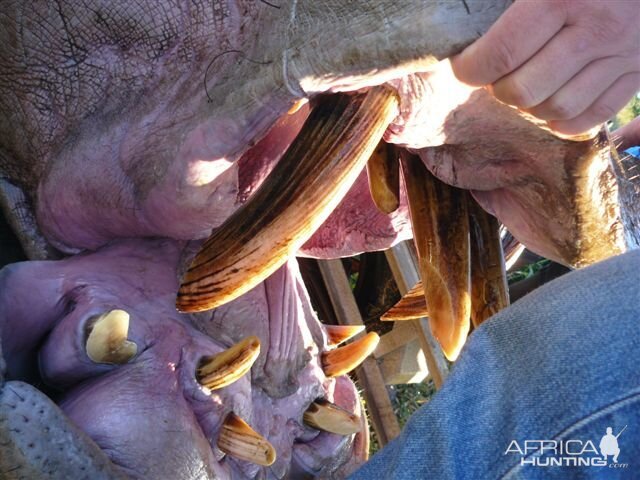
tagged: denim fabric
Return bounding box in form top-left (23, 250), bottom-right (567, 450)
top-left (351, 250), bottom-right (640, 479)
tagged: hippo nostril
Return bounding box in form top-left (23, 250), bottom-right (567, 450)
top-left (321, 332), bottom-right (380, 378)
top-left (303, 399), bottom-right (360, 436)
top-left (217, 411), bottom-right (276, 467)
top-left (196, 335), bottom-right (260, 390)
top-left (85, 309), bottom-right (137, 365)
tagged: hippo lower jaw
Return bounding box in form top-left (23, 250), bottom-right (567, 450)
top-left (0, 240), bottom-right (371, 479)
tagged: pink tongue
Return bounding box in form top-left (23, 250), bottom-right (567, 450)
top-left (300, 168), bottom-right (412, 258)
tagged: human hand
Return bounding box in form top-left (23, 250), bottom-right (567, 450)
top-left (451, 0), bottom-right (640, 135)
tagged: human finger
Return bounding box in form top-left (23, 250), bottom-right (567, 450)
top-left (526, 55), bottom-right (631, 121)
top-left (491, 24), bottom-right (609, 108)
top-left (549, 73), bottom-right (640, 135)
top-left (451, 0), bottom-right (566, 86)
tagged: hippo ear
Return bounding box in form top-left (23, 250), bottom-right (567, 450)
top-left (0, 260), bottom-right (67, 381)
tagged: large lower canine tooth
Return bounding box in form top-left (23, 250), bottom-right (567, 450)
top-left (366, 139), bottom-right (400, 214)
top-left (400, 153), bottom-right (471, 361)
top-left (303, 399), bottom-right (360, 436)
top-left (177, 87), bottom-right (399, 312)
top-left (322, 332), bottom-right (379, 377)
top-left (217, 412), bottom-right (276, 466)
top-left (325, 324), bottom-right (365, 346)
top-left (380, 280), bottom-right (428, 321)
top-left (85, 309), bottom-right (137, 364)
top-left (196, 336), bottom-right (260, 390)
top-left (468, 197), bottom-right (509, 327)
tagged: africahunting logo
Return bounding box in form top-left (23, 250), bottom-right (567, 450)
top-left (505, 426), bottom-right (629, 469)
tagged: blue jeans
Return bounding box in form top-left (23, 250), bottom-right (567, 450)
top-left (351, 249), bottom-right (640, 479)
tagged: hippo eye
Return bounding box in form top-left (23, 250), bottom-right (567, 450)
top-left (84, 309), bottom-right (137, 365)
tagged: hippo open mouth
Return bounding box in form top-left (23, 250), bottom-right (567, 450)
top-left (1, 1), bottom-right (639, 479)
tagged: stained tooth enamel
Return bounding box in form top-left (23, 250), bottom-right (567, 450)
top-left (217, 412), bottom-right (276, 466)
top-left (196, 336), bottom-right (260, 390)
top-left (303, 399), bottom-right (360, 436)
top-left (366, 139), bottom-right (400, 214)
top-left (176, 87), bottom-right (399, 313)
top-left (325, 324), bottom-right (365, 346)
top-left (380, 281), bottom-right (428, 321)
top-left (400, 153), bottom-right (471, 361)
top-left (85, 309), bottom-right (137, 364)
top-left (468, 197), bottom-right (510, 328)
top-left (322, 332), bottom-right (379, 378)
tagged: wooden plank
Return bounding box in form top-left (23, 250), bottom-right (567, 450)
top-left (374, 322), bottom-right (414, 359)
top-left (318, 259), bottom-right (401, 445)
top-left (378, 339), bottom-right (430, 385)
top-left (385, 241), bottom-right (450, 388)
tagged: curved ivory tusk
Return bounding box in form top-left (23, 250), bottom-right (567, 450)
top-left (400, 153), bottom-right (471, 361)
top-left (303, 399), bottom-right (360, 436)
top-left (177, 87), bottom-right (399, 312)
top-left (468, 197), bottom-right (509, 328)
top-left (217, 412), bottom-right (276, 466)
top-left (366, 140), bottom-right (400, 214)
top-left (321, 332), bottom-right (379, 378)
top-left (196, 336), bottom-right (260, 390)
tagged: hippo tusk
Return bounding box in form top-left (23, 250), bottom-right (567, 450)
top-left (321, 332), bottom-right (379, 378)
top-left (176, 88), bottom-right (399, 313)
top-left (380, 280), bottom-right (428, 321)
top-left (366, 140), bottom-right (400, 214)
top-left (217, 412), bottom-right (276, 467)
top-left (196, 336), bottom-right (260, 391)
top-left (324, 324), bottom-right (366, 347)
top-left (468, 196), bottom-right (510, 328)
top-left (400, 153), bottom-right (471, 361)
top-left (303, 399), bottom-right (361, 436)
top-left (85, 309), bottom-right (137, 365)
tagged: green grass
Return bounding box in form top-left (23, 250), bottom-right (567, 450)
top-left (367, 381), bottom-right (437, 456)
top-left (507, 258), bottom-right (550, 284)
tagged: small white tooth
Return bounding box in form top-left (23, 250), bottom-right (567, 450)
top-left (85, 309), bottom-right (137, 364)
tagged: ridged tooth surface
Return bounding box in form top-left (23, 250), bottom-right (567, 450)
top-left (325, 324), bottom-right (365, 346)
top-left (366, 140), bottom-right (400, 214)
top-left (85, 309), bottom-right (137, 364)
top-left (303, 399), bottom-right (360, 436)
top-left (468, 197), bottom-right (510, 328)
top-left (217, 412), bottom-right (276, 467)
top-left (400, 153), bottom-right (471, 361)
top-left (380, 280), bottom-right (428, 321)
top-left (177, 87), bottom-right (399, 313)
top-left (322, 332), bottom-right (379, 377)
top-left (196, 336), bottom-right (260, 390)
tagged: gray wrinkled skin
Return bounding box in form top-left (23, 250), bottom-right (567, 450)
top-left (0, 382), bottom-right (129, 479)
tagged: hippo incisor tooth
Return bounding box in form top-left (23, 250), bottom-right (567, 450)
top-left (196, 336), bottom-right (260, 390)
top-left (303, 399), bottom-right (360, 436)
top-left (85, 309), bottom-right (137, 364)
top-left (400, 153), bottom-right (471, 361)
top-left (366, 139), bottom-right (400, 214)
top-left (176, 87), bottom-right (399, 313)
top-left (217, 412), bottom-right (276, 467)
top-left (322, 332), bottom-right (379, 377)
top-left (468, 196), bottom-right (509, 328)
top-left (380, 280), bottom-right (428, 321)
top-left (325, 324), bottom-right (365, 347)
